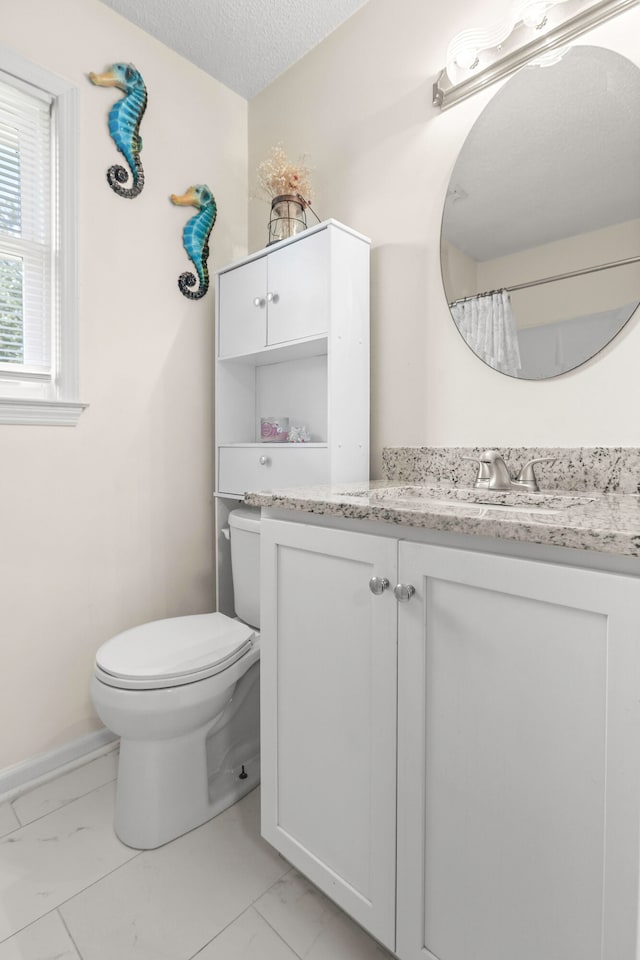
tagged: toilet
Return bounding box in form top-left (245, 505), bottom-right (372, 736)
top-left (91, 508), bottom-right (261, 850)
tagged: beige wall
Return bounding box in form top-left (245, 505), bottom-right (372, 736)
top-left (5, 0), bottom-right (640, 772)
top-left (249, 0), bottom-right (640, 467)
top-left (479, 219), bottom-right (640, 329)
top-left (0, 0), bottom-right (247, 769)
top-left (445, 218), bottom-right (640, 329)
top-left (441, 240), bottom-right (478, 303)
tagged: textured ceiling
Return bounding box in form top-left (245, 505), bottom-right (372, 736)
top-left (98, 0), bottom-right (370, 99)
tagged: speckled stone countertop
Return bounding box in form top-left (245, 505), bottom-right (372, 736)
top-left (244, 481), bottom-right (640, 557)
top-left (243, 447), bottom-right (640, 558)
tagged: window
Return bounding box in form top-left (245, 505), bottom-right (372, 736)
top-left (0, 47), bottom-right (84, 425)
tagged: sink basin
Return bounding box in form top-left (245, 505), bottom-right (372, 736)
top-left (338, 484), bottom-right (596, 515)
top-left (403, 498), bottom-right (562, 516)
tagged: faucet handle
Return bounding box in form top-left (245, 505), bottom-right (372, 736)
top-left (463, 450), bottom-right (514, 490)
top-left (461, 455), bottom-right (491, 482)
top-left (515, 456), bottom-right (558, 491)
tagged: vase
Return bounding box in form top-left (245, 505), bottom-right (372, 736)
top-left (268, 194), bottom-right (307, 245)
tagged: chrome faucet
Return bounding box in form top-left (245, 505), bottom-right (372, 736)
top-left (462, 449), bottom-right (556, 492)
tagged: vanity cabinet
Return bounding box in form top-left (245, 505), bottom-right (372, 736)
top-left (396, 541), bottom-right (640, 960)
top-left (260, 516), bottom-right (640, 960)
top-left (259, 519), bottom-right (398, 949)
top-left (215, 220), bottom-right (370, 500)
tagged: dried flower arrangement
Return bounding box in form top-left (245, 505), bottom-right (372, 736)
top-left (256, 144), bottom-right (313, 205)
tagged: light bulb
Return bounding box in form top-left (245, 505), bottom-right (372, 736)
top-left (455, 47), bottom-right (480, 69)
top-left (521, 2), bottom-right (550, 28)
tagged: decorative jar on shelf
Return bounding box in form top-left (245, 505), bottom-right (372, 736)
top-left (268, 194), bottom-right (307, 245)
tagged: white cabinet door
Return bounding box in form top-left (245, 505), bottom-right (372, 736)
top-left (218, 256), bottom-right (267, 357)
top-left (260, 519), bottom-right (398, 949)
top-left (218, 230), bottom-right (329, 357)
top-left (396, 541), bottom-right (640, 960)
top-left (266, 228), bottom-right (329, 344)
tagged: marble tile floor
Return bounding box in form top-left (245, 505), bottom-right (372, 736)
top-left (0, 749), bottom-right (392, 960)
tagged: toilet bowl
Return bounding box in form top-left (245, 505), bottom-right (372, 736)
top-left (91, 509), bottom-right (261, 849)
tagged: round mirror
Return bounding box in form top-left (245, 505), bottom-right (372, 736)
top-left (440, 45), bottom-right (640, 379)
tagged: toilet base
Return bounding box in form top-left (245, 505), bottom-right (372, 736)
top-left (113, 662), bottom-right (260, 849)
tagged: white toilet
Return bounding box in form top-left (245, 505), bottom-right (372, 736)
top-left (91, 508), bottom-right (261, 849)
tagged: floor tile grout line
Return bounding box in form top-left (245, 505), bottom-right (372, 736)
top-left (185, 905), bottom-right (253, 960)
top-left (247, 905), bottom-right (307, 960)
top-left (8, 774), bottom-right (119, 830)
top-left (2, 784), bottom-right (317, 959)
top-left (0, 847), bottom-right (144, 946)
top-left (0, 906), bottom-right (58, 947)
top-left (57, 907), bottom-right (85, 960)
top-left (19, 806), bottom-right (287, 956)
top-left (55, 844), bottom-right (145, 912)
top-left (184, 865), bottom-right (301, 960)
top-left (1, 785), bottom-right (281, 944)
top-left (0, 745), bottom-right (120, 810)
top-left (0, 809), bottom-right (21, 840)
top-left (252, 870), bottom-right (395, 960)
top-left (8, 751), bottom-right (120, 825)
top-left (244, 865), bottom-right (307, 960)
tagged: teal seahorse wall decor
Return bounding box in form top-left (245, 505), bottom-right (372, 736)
top-left (88, 63), bottom-right (147, 198)
top-left (170, 185), bottom-right (217, 300)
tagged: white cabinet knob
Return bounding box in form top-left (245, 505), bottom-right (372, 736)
top-left (266, 292), bottom-right (279, 304)
top-left (259, 455), bottom-right (269, 466)
top-left (369, 577), bottom-right (390, 596)
top-left (253, 296), bottom-right (266, 308)
top-left (393, 583), bottom-right (416, 602)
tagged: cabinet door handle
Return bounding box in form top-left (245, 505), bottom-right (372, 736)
top-left (368, 577), bottom-right (390, 596)
top-left (259, 455), bottom-right (270, 466)
top-left (266, 291), bottom-right (279, 304)
top-left (253, 296), bottom-right (266, 308)
top-left (393, 583), bottom-right (415, 602)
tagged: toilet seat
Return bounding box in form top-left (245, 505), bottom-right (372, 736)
top-left (95, 612), bottom-right (256, 691)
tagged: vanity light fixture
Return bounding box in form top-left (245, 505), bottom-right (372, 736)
top-left (433, 0), bottom-right (640, 109)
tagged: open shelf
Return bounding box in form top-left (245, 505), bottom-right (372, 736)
top-left (218, 334), bottom-right (328, 366)
top-left (218, 442), bottom-right (328, 448)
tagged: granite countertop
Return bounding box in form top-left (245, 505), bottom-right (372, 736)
top-left (244, 480), bottom-right (640, 558)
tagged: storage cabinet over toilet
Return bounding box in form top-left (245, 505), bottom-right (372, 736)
top-left (214, 220), bottom-right (370, 500)
top-left (214, 220), bottom-right (370, 617)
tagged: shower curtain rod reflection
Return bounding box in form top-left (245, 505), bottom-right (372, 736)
top-left (448, 253), bottom-right (640, 307)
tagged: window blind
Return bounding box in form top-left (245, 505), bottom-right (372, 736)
top-left (0, 74), bottom-right (52, 375)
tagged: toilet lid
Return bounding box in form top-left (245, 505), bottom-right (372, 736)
top-left (95, 613), bottom-right (255, 686)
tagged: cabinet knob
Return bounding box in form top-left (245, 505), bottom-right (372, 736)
top-left (393, 583), bottom-right (416, 602)
top-left (253, 296), bottom-right (266, 308)
top-left (368, 577), bottom-right (390, 596)
top-left (259, 455), bottom-right (270, 466)
top-left (266, 291), bottom-right (279, 304)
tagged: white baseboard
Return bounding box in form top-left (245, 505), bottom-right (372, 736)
top-left (0, 728), bottom-right (119, 804)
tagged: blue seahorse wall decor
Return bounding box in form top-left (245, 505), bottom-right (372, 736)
top-left (170, 185), bottom-right (217, 300)
top-left (88, 63), bottom-right (147, 198)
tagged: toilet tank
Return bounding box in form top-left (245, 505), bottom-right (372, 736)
top-left (228, 508), bottom-right (261, 629)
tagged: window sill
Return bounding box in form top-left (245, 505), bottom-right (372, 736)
top-left (0, 397), bottom-right (88, 425)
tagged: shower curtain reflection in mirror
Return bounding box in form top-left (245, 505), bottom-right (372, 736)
top-left (450, 290), bottom-right (522, 377)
